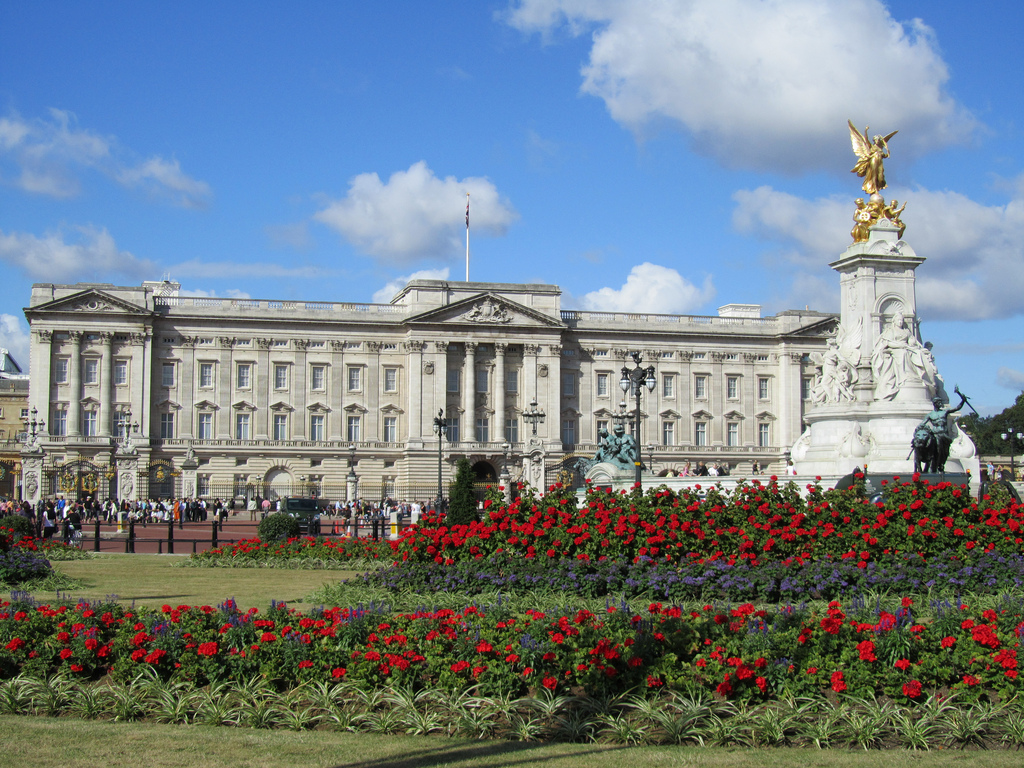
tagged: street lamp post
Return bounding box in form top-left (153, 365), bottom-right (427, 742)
top-left (1001, 427), bottom-right (1023, 481)
top-left (433, 409), bottom-right (448, 511)
top-left (346, 442), bottom-right (358, 503)
top-left (23, 407), bottom-right (45, 443)
top-left (523, 398), bottom-right (546, 437)
top-left (619, 352), bottom-right (656, 485)
top-left (500, 440), bottom-right (511, 504)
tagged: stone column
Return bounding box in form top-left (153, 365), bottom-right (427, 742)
top-left (407, 340), bottom-right (424, 444)
top-left (463, 342), bottom-right (477, 440)
top-left (294, 340), bottom-right (309, 440)
top-left (494, 342), bottom-right (507, 444)
top-left (32, 329), bottom-right (53, 426)
top-left (68, 331), bottom-right (83, 436)
top-left (179, 337), bottom-right (197, 438)
top-left (255, 338), bottom-right (272, 439)
top-left (100, 332), bottom-right (114, 436)
top-left (329, 341), bottom-right (346, 441)
top-left (217, 337), bottom-right (234, 438)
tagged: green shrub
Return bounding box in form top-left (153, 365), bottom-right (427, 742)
top-left (0, 514), bottom-right (35, 544)
top-left (447, 457), bottom-right (478, 526)
top-left (257, 513), bottom-right (300, 541)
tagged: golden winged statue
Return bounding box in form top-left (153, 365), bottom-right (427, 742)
top-left (848, 119), bottom-right (898, 195)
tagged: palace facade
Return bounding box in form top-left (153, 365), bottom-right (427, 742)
top-left (21, 279), bottom-right (834, 502)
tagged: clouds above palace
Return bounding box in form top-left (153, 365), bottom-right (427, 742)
top-left (581, 262), bottom-right (715, 315)
top-left (372, 268), bottom-right (451, 305)
top-left (0, 225), bottom-right (155, 282)
top-left (0, 314), bottom-right (30, 375)
top-left (313, 161), bottom-right (518, 264)
top-left (0, 109), bottom-right (210, 207)
top-left (732, 184), bottom-right (1024, 321)
top-left (506, 0), bottom-right (975, 172)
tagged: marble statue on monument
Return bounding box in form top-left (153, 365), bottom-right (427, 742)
top-left (790, 121), bottom-right (979, 481)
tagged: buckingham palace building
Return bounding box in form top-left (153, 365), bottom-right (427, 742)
top-left (20, 278), bottom-right (835, 503)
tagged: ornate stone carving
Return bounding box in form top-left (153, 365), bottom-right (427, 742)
top-left (36, 329), bottom-right (53, 343)
top-left (366, 341), bottom-right (383, 353)
top-left (129, 333), bottom-right (146, 346)
top-left (218, 336), bottom-right (236, 347)
top-left (179, 335), bottom-right (199, 347)
top-left (523, 344), bottom-right (540, 356)
top-left (464, 342), bottom-right (478, 353)
top-left (494, 342), bottom-right (508, 355)
top-left (68, 331), bottom-right (83, 344)
top-left (25, 473), bottom-right (38, 497)
top-left (406, 340), bottom-right (425, 352)
top-left (294, 339), bottom-right (311, 350)
top-left (256, 337), bottom-right (273, 349)
top-left (538, 364), bottom-right (549, 378)
top-left (435, 341), bottom-right (449, 353)
top-left (871, 312), bottom-right (929, 401)
top-left (423, 361), bottom-right (435, 375)
top-left (330, 340), bottom-right (345, 351)
top-left (465, 297), bottom-right (512, 323)
top-left (119, 472), bottom-right (134, 497)
top-left (71, 297), bottom-right (114, 312)
top-left (809, 320), bottom-right (861, 404)
top-left (99, 331), bottom-right (115, 345)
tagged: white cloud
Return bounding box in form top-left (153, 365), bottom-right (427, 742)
top-left (314, 161), bottom-right (518, 263)
top-left (996, 367), bottom-right (1024, 392)
top-left (372, 268), bottom-right (451, 304)
top-left (581, 262), bottom-right (714, 314)
top-left (0, 314), bottom-right (31, 373)
top-left (732, 184), bottom-right (1024, 321)
top-left (116, 156), bottom-right (212, 209)
top-left (506, 0), bottom-right (975, 172)
top-left (0, 226), bottom-right (155, 281)
top-left (0, 109), bottom-right (210, 207)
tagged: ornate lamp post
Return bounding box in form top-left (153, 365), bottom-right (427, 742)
top-left (117, 410), bottom-right (139, 450)
top-left (1001, 427), bottom-right (1023, 481)
top-left (500, 440), bottom-right (512, 504)
top-left (346, 442), bottom-right (358, 503)
top-left (523, 398), bottom-right (546, 437)
top-left (24, 407), bottom-right (45, 443)
top-left (619, 352), bottom-right (656, 485)
top-left (432, 409), bottom-right (448, 510)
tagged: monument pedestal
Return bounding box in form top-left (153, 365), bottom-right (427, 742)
top-left (792, 219), bottom-right (979, 482)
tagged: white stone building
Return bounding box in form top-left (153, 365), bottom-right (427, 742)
top-left (20, 279), bottom-right (834, 503)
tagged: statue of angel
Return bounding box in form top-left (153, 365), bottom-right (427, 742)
top-left (849, 120), bottom-right (898, 195)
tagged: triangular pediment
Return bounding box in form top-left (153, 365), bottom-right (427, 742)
top-left (26, 288), bottom-right (152, 317)
top-left (380, 404), bottom-right (404, 415)
top-left (756, 411), bottom-right (776, 422)
top-left (343, 402), bottom-right (368, 414)
top-left (723, 410), bottom-right (745, 421)
top-left (232, 400), bottom-right (257, 412)
top-left (405, 292), bottom-right (565, 329)
top-left (659, 409), bottom-right (682, 419)
top-left (157, 399), bottom-right (182, 411)
top-left (692, 409), bottom-right (713, 420)
top-left (269, 401), bottom-right (293, 412)
top-left (784, 316), bottom-right (840, 339)
top-left (307, 401), bottom-right (330, 413)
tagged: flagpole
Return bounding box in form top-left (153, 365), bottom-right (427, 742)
top-left (465, 192), bottom-right (470, 282)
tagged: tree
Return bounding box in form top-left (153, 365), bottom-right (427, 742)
top-left (447, 457), bottom-right (478, 526)
top-left (959, 390), bottom-right (1024, 456)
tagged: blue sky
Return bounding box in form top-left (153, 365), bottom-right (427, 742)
top-left (2, 1), bottom-right (1023, 415)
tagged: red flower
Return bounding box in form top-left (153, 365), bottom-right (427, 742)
top-left (5, 638), bottom-right (24, 652)
top-left (197, 641), bottom-right (219, 657)
top-left (941, 636), bottom-right (956, 649)
top-left (60, 648), bottom-right (73, 660)
top-left (542, 676), bottom-right (558, 690)
top-left (830, 670), bottom-right (846, 693)
top-left (903, 679), bottom-right (922, 698)
top-left (331, 667), bottom-right (347, 678)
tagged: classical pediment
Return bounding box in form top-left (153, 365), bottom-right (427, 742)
top-left (379, 404), bottom-right (405, 415)
top-left (269, 401), bottom-right (293, 412)
top-left (723, 410), bottom-right (745, 421)
top-left (232, 400), bottom-right (257, 412)
top-left (194, 399), bottom-right (219, 411)
top-left (692, 409), bottom-right (713, 420)
top-left (26, 288), bottom-right (152, 317)
top-left (343, 402), bottom-right (368, 414)
top-left (659, 409), bottom-right (682, 419)
top-left (307, 401), bottom-right (331, 413)
top-left (157, 399), bottom-right (183, 411)
top-left (405, 292), bottom-right (565, 329)
top-left (755, 410), bottom-right (776, 421)
top-left (785, 316), bottom-right (840, 339)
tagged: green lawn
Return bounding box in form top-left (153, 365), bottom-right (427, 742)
top-left (2, 716), bottom-right (1020, 768)
top-left (26, 555), bottom-right (359, 612)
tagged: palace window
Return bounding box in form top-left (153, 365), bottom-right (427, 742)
top-left (758, 377), bottom-right (770, 400)
top-left (236, 364), bottom-right (251, 389)
top-left (114, 359), bottom-right (128, 386)
top-left (758, 423), bottom-right (771, 447)
top-left (383, 367), bottom-right (397, 393)
top-left (274, 364), bottom-right (288, 390)
top-left (54, 359), bottom-right (69, 384)
top-left (198, 412), bottom-right (213, 440)
top-left (475, 417), bottom-right (489, 442)
top-left (694, 375), bottom-right (707, 399)
top-left (347, 415), bottom-right (361, 442)
top-left (311, 365), bottom-right (326, 391)
top-left (596, 373), bottom-right (609, 397)
top-left (694, 421), bottom-right (707, 446)
top-left (727, 376), bottom-right (739, 400)
top-left (199, 363), bottom-right (214, 388)
top-left (663, 374), bottom-right (675, 398)
top-left (83, 359), bottom-right (98, 385)
top-left (727, 422), bottom-right (739, 446)
top-left (160, 413), bottom-right (175, 439)
top-left (235, 413), bottom-right (250, 440)
top-left (347, 366), bottom-right (361, 392)
top-left (505, 418), bottom-right (519, 443)
top-left (310, 414), bottom-right (325, 442)
top-left (273, 414), bottom-right (287, 441)
top-left (383, 416), bottom-right (397, 442)
top-left (161, 362), bottom-right (175, 387)
top-left (662, 421), bottom-right (675, 446)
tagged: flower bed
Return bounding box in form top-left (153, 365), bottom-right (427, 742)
top-left (3, 592), bottom-right (1024, 705)
top-left (185, 534), bottom-right (391, 567)
top-left (391, 476), bottom-right (1024, 567)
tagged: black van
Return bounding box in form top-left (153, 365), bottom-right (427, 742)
top-left (279, 497), bottom-right (321, 534)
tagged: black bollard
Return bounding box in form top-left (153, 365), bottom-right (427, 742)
top-left (127, 518), bottom-right (135, 554)
top-left (94, 518), bottom-right (101, 553)
top-left (371, 518), bottom-right (380, 541)
top-left (211, 519), bottom-right (219, 549)
top-left (167, 518), bottom-right (175, 555)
